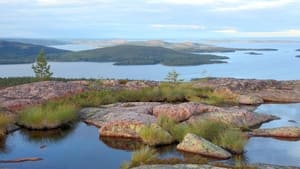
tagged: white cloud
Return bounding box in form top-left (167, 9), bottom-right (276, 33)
top-left (214, 29), bottom-right (300, 37)
top-left (215, 0), bottom-right (295, 11)
top-left (147, 0), bottom-right (296, 11)
top-left (151, 24), bottom-right (205, 30)
top-left (214, 28), bottom-right (238, 34)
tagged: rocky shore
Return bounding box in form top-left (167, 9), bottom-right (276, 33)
top-left (1, 78), bottom-right (300, 168)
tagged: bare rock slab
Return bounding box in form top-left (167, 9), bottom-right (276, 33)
top-left (177, 133), bottom-right (232, 159)
top-left (188, 107), bottom-right (278, 128)
top-left (80, 102), bottom-right (160, 128)
top-left (251, 127), bottom-right (300, 138)
top-left (0, 81), bottom-right (86, 111)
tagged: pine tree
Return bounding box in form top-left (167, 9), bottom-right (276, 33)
top-left (32, 49), bottom-right (53, 80)
top-left (165, 70), bottom-right (182, 83)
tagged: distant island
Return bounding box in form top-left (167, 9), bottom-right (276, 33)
top-left (245, 52), bottom-right (263, 55)
top-left (296, 55), bottom-right (300, 58)
top-left (296, 49), bottom-right (300, 51)
top-left (0, 40), bottom-right (228, 66)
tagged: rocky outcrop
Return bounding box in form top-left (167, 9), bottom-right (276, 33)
top-left (177, 133), bottom-right (232, 159)
top-left (81, 102), bottom-right (278, 130)
top-left (251, 127), bottom-right (300, 138)
top-left (0, 81), bottom-right (86, 111)
top-left (90, 79), bottom-right (158, 90)
top-left (80, 102), bottom-right (160, 128)
top-left (131, 164), bottom-right (226, 169)
top-left (188, 106), bottom-right (278, 128)
top-left (194, 78), bottom-right (300, 104)
top-left (153, 103), bottom-right (205, 122)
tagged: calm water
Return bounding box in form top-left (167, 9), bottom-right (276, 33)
top-left (1, 104), bottom-right (300, 168)
top-left (1, 41), bottom-right (300, 80)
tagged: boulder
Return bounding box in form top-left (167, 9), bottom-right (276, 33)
top-left (251, 127), bottom-right (300, 138)
top-left (176, 133), bottom-right (232, 159)
top-left (237, 95), bottom-right (264, 105)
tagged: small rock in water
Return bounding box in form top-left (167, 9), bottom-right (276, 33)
top-left (39, 145), bottom-right (47, 149)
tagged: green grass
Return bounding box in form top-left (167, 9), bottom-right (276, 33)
top-left (156, 115), bottom-right (248, 154)
top-left (187, 120), bottom-right (229, 141)
top-left (0, 114), bottom-right (14, 137)
top-left (17, 101), bottom-right (78, 129)
top-left (215, 129), bottom-right (248, 154)
top-left (68, 83), bottom-right (236, 107)
top-left (137, 124), bottom-right (174, 146)
top-left (121, 146), bottom-right (158, 169)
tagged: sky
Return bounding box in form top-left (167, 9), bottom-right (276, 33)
top-left (0, 0), bottom-right (300, 39)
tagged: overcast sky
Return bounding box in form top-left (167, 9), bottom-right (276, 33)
top-left (1, 0), bottom-right (300, 39)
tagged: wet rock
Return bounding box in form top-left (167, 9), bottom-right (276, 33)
top-left (251, 127), bottom-right (300, 138)
top-left (188, 107), bottom-right (278, 128)
top-left (0, 81), bottom-right (86, 111)
top-left (237, 95), bottom-right (264, 105)
top-left (194, 78), bottom-right (300, 104)
top-left (131, 164), bottom-right (226, 169)
top-left (177, 133), bottom-right (232, 159)
top-left (100, 121), bottom-right (146, 139)
top-left (80, 102), bottom-right (159, 128)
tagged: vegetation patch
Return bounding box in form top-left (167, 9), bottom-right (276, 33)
top-left (138, 124), bottom-right (174, 146)
top-left (17, 101), bottom-right (78, 130)
top-left (121, 146), bottom-right (158, 169)
top-left (215, 129), bottom-right (248, 154)
top-left (0, 114), bottom-right (14, 137)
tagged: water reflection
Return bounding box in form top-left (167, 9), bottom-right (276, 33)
top-left (0, 136), bottom-right (7, 153)
top-left (19, 124), bottom-right (76, 144)
top-left (100, 136), bottom-right (144, 151)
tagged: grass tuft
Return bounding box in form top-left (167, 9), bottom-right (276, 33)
top-left (0, 114), bottom-right (14, 137)
top-left (121, 146), bottom-right (158, 169)
top-left (215, 129), bottom-right (248, 154)
top-left (17, 101), bottom-right (78, 130)
top-left (138, 124), bottom-right (174, 146)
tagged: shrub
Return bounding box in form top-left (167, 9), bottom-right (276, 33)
top-left (17, 101), bottom-right (78, 129)
top-left (138, 124), bottom-right (174, 146)
top-left (216, 129), bottom-right (248, 154)
top-left (121, 146), bottom-right (158, 169)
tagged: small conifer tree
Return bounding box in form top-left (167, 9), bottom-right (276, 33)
top-left (32, 49), bottom-right (53, 80)
top-left (165, 70), bottom-right (182, 83)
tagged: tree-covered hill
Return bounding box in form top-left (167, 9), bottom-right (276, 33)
top-left (0, 40), bottom-right (69, 64)
top-left (53, 45), bottom-right (228, 66)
